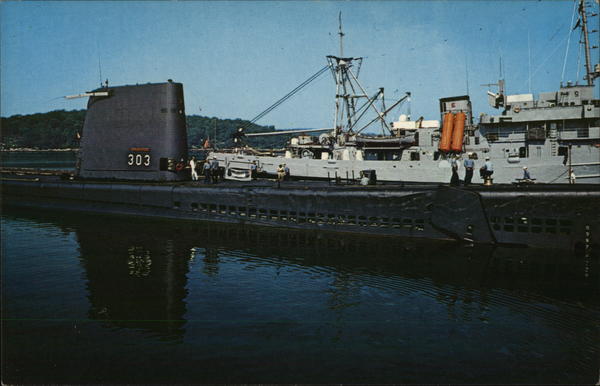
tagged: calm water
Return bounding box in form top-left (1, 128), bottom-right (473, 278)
top-left (2, 206), bottom-right (599, 384)
top-left (1, 151), bottom-right (77, 170)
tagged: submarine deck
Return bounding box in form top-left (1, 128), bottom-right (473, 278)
top-left (2, 167), bottom-right (599, 195)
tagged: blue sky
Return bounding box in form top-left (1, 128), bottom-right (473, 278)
top-left (1, 1), bottom-right (598, 131)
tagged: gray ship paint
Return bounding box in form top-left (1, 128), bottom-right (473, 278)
top-left (77, 81), bottom-right (188, 181)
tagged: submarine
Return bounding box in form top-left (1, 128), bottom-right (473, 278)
top-left (1, 81), bottom-right (599, 253)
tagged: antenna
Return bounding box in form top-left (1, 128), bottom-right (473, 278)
top-left (98, 57), bottom-right (103, 88)
top-left (528, 30), bottom-right (532, 93)
top-left (338, 11), bottom-right (344, 57)
top-left (96, 39), bottom-right (103, 88)
top-left (465, 55), bottom-right (470, 95)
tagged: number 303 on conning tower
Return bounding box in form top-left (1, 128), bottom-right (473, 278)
top-left (127, 147), bottom-right (151, 167)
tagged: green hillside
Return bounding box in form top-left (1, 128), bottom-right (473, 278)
top-left (0, 110), bottom-right (292, 150)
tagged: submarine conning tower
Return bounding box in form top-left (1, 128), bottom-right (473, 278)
top-left (77, 81), bottom-right (188, 181)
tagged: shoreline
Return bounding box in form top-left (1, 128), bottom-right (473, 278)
top-left (1, 148), bottom-right (79, 152)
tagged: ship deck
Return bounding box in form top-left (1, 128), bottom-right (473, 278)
top-left (2, 167), bottom-right (599, 194)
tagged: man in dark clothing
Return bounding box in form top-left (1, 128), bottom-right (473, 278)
top-left (210, 157), bottom-right (220, 184)
top-left (203, 161), bottom-right (212, 183)
top-left (450, 156), bottom-right (460, 186)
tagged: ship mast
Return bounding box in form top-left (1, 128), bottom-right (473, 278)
top-left (329, 13), bottom-right (394, 140)
top-left (579, 0), bottom-right (600, 85)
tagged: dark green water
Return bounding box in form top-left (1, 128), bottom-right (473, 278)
top-left (2, 206), bottom-right (599, 384)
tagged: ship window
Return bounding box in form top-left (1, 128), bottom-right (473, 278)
top-left (545, 218), bottom-right (557, 226)
top-left (219, 205), bottom-right (227, 214)
top-left (410, 152), bottom-right (420, 161)
top-left (559, 228), bottom-right (571, 235)
top-left (228, 205), bottom-right (236, 215)
top-left (493, 224), bottom-right (500, 231)
top-left (174, 201), bottom-right (181, 208)
top-left (518, 226), bottom-right (528, 233)
top-left (531, 226), bottom-right (542, 233)
top-left (415, 224), bottom-right (424, 231)
top-left (504, 217), bottom-right (514, 224)
top-left (200, 203), bottom-right (208, 211)
top-left (577, 127), bottom-right (589, 138)
top-left (209, 204), bottom-right (216, 212)
top-left (559, 219), bottom-right (572, 226)
top-left (519, 147), bottom-right (527, 158)
top-left (503, 225), bottom-right (514, 232)
top-left (531, 218), bottom-right (542, 225)
top-left (475, 137), bottom-right (480, 145)
top-left (546, 228), bottom-right (557, 234)
top-left (191, 203), bottom-right (198, 211)
top-left (249, 208), bottom-right (257, 218)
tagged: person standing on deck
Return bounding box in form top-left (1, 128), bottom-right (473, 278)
top-left (463, 155), bottom-right (475, 186)
top-left (210, 157), bottom-right (220, 184)
top-left (277, 165), bottom-right (285, 182)
top-left (284, 164), bottom-right (290, 181)
top-left (189, 157), bottom-right (198, 181)
top-left (203, 160), bottom-right (212, 183)
top-left (522, 166), bottom-right (531, 181)
top-left (450, 155), bottom-right (460, 186)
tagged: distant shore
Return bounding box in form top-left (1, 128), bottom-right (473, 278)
top-left (1, 148), bottom-right (79, 152)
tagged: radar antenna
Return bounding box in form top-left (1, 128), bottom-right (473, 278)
top-left (338, 11), bottom-right (345, 57)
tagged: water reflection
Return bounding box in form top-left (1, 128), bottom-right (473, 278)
top-left (65, 211), bottom-right (600, 330)
top-left (3, 208), bottom-right (599, 383)
top-left (75, 221), bottom-right (191, 340)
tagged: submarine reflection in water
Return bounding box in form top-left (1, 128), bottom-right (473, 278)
top-left (71, 214), bottom-right (599, 339)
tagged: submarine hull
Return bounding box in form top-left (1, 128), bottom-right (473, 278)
top-left (2, 175), bottom-right (599, 252)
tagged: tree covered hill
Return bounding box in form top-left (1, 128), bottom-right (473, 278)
top-left (1, 110), bottom-right (293, 150)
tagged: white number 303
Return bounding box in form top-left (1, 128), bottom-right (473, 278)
top-left (127, 153), bottom-right (151, 167)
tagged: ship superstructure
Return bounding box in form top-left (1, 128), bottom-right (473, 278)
top-left (210, 2), bottom-right (599, 184)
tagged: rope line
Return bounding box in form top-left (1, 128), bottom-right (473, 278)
top-left (561, 0), bottom-right (578, 83)
top-left (249, 64), bottom-right (330, 125)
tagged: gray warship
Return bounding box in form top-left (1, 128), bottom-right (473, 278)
top-left (2, 5), bottom-right (599, 253)
top-left (2, 79), bottom-right (599, 252)
top-left (209, 2), bottom-right (600, 184)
